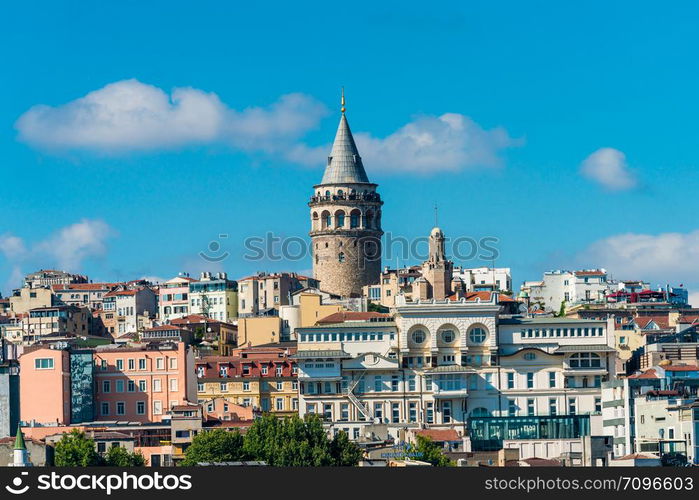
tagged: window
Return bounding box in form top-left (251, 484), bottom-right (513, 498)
top-left (170, 379), bottom-right (178, 392)
top-left (507, 372), bottom-right (515, 389)
top-left (116, 401), bottom-right (125, 415)
top-left (276, 381), bottom-right (283, 391)
top-left (469, 327), bottom-right (487, 344)
top-left (261, 366), bottom-right (268, 375)
top-left (153, 401), bottom-right (162, 415)
top-left (391, 402), bottom-right (400, 423)
top-left (409, 402), bottom-right (417, 422)
top-left (568, 353), bottom-right (601, 368)
top-left (526, 373), bottom-right (534, 389)
top-left (243, 381), bottom-right (250, 391)
top-left (411, 330), bottom-right (426, 344)
top-left (116, 380), bottom-right (124, 393)
top-left (594, 397), bottom-right (602, 413)
top-left (34, 358), bottom-right (54, 370)
top-left (220, 382), bottom-right (228, 392)
top-left (338, 252), bottom-right (345, 263)
top-left (426, 402), bottom-right (434, 423)
top-left (103, 380), bottom-right (111, 393)
top-left (527, 398), bottom-right (535, 416)
top-left (523, 352), bottom-right (536, 361)
top-left (152, 379), bottom-right (162, 392)
top-left (276, 398), bottom-right (284, 411)
top-left (169, 358), bottom-right (177, 369)
top-left (156, 358), bottom-right (164, 370)
top-left (549, 398), bottom-right (557, 416)
top-left (138, 359), bottom-right (146, 370)
top-left (137, 401), bottom-right (145, 415)
top-left (374, 376), bottom-right (382, 392)
top-left (116, 359), bottom-right (124, 370)
top-left (442, 401), bottom-right (452, 423)
top-left (374, 403), bottom-right (383, 420)
top-left (441, 329), bottom-right (455, 343)
top-left (276, 366), bottom-right (283, 376)
top-left (408, 375), bottom-right (416, 391)
top-left (128, 380), bottom-right (135, 392)
top-left (128, 359), bottom-right (135, 370)
top-left (101, 402), bottom-right (110, 416)
top-left (508, 400), bottom-right (517, 417)
top-left (568, 398), bottom-right (577, 415)
top-left (138, 380), bottom-right (146, 392)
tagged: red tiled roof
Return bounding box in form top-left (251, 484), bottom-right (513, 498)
top-left (637, 315), bottom-right (671, 329)
top-left (316, 311), bottom-right (392, 324)
top-left (144, 325), bottom-right (187, 332)
top-left (104, 289), bottom-right (140, 297)
top-left (614, 453), bottom-right (658, 460)
top-left (52, 283), bottom-right (117, 291)
top-left (628, 369), bottom-right (658, 379)
top-left (663, 365), bottom-right (699, 372)
top-left (574, 270), bottom-right (606, 276)
top-left (171, 314), bottom-right (222, 325)
top-left (415, 429), bottom-right (460, 442)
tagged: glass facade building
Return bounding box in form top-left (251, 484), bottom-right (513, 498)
top-left (70, 351), bottom-right (95, 423)
top-left (468, 415), bottom-right (591, 451)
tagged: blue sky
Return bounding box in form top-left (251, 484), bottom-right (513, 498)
top-left (2, 1), bottom-right (699, 299)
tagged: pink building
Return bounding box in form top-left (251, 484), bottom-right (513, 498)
top-left (158, 274), bottom-right (197, 322)
top-left (93, 342), bottom-right (197, 423)
top-left (19, 347), bottom-right (71, 425)
top-left (19, 342), bottom-right (197, 426)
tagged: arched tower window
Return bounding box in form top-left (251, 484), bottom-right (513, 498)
top-left (338, 252), bottom-right (345, 263)
top-left (321, 210), bottom-right (332, 229)
top-left (334, 210), bottom-right (345, 228)
top-left (350, 209), bottom-right (361, 228)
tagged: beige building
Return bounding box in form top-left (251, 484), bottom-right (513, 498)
top-left (237, 272), bottom-right (318, 316)
top-left (9, 286), bottom-right (54, 314)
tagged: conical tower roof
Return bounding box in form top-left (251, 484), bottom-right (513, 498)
top-left (320, 112), bottom-right (370, 185)
top-left (14, 428), bottom-right (26, 450)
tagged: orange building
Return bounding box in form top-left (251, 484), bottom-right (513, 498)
top-left (19, 347), bottom-right (72, 425)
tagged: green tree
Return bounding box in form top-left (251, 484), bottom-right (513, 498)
top-left (556, 301), bottom-right (566, 317)
top-left (411, 436), bottom-right (453, 467)
top-left (54, 430), bottom-right (103, 466)
top-left (329, 430), bottom-right (363, 466)
top-left (105, 446), bottom-right (146, 466)
top-left (180, 428), bottom-right (245, 466)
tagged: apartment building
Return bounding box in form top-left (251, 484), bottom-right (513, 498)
top-left (189, 272), bottom-right (238, 321)
top-left (158, 274), bottom-right (197, 322)
top-left (102, 287), bottom-right (157, 337)
top-left (23, 269), bottom-right (88, 289)
top-left (52, 282), bottom-right (116, 310)
top-left (521, 269), bottom-right (612, 312)
top-left (237, 272), bottom-right (318, 316)
top-left (19, 341), bottom-right (197, 426)
top-left (195, 347), bottom-right (297, 415)
top-left (8, 286), bottom-right (54, 314)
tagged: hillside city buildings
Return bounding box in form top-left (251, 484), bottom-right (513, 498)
top-left (1, 100), bottom-right (698, 467)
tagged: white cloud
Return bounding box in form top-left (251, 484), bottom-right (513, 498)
top-left (580, 147), bottom-right (638, 191)
top-left (355, 113), bottom-right (517, 173)
top-left (577, 229), bottom-right (699, 285)
top-left (0, 219), bottom-right (115, 273)
top-left (15, 79), bottom-right (327, 154)
top-left (16, 80), bottom-right (517, 174)
top-left (0, 235), bottom-right (27, 260)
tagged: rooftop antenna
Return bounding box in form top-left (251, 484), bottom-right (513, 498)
top-left (434, 203), bottom-right (439, 227)
top-left (341, 87), bottom-right (346, 114)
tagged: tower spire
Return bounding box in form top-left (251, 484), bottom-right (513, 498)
top-left (341, 87), bottom-right (346, 114)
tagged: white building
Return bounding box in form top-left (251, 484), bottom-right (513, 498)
top-left (522, 269), bottom-right (613, 312)
top-left (189, 272), bottom-right (238, 322)
top-left (453, 266), bottom-right (512, 293)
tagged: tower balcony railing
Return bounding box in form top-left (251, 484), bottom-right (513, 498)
top-left (309, 193), bottom-right (382, 203)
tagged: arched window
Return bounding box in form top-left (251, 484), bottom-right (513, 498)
top-left (325, 190), bottom-right (331, 197)
top-left (350, 209), bottom-right (361, 228)
top-left (441, 329), bottom-right (455, 343)
top-left (411, 330), bottom-right (426, 344)
top-left (471, 407), bottom-right (490, 417)
top-left (335, 210), bottom-right (345, 228)
top-left (321, 210), bottom-right (332, 229)
top-left (338, 252), bottom-right (345, 263)
top-left (469, 327), bottom-right (488, 344)
top-left (569, 352), bottom-right (601, 368)
top-left (337, 189), bottom-right (344, 197)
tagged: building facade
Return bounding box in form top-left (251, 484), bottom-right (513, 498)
top-left (189, 272), bottom-right (238, 322)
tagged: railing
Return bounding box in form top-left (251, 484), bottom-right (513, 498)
top-left (310, 193), bottom-right (382, 203)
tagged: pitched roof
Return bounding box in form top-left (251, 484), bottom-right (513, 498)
top-left (663, 364), bottom-right (699, 372)
top-left (628, 368), bottom-right (659, 379)
top-left (319, 113), bottom-right (370, 185)
top-left (415, 429), bottom-right (460, 442)
top-left (574, 270), bottom-right (606, 276)
top-left (637, 315), bottom-right (671, 329)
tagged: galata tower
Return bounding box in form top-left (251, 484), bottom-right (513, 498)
top-left (309, 92), bottom-right (383, 297)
